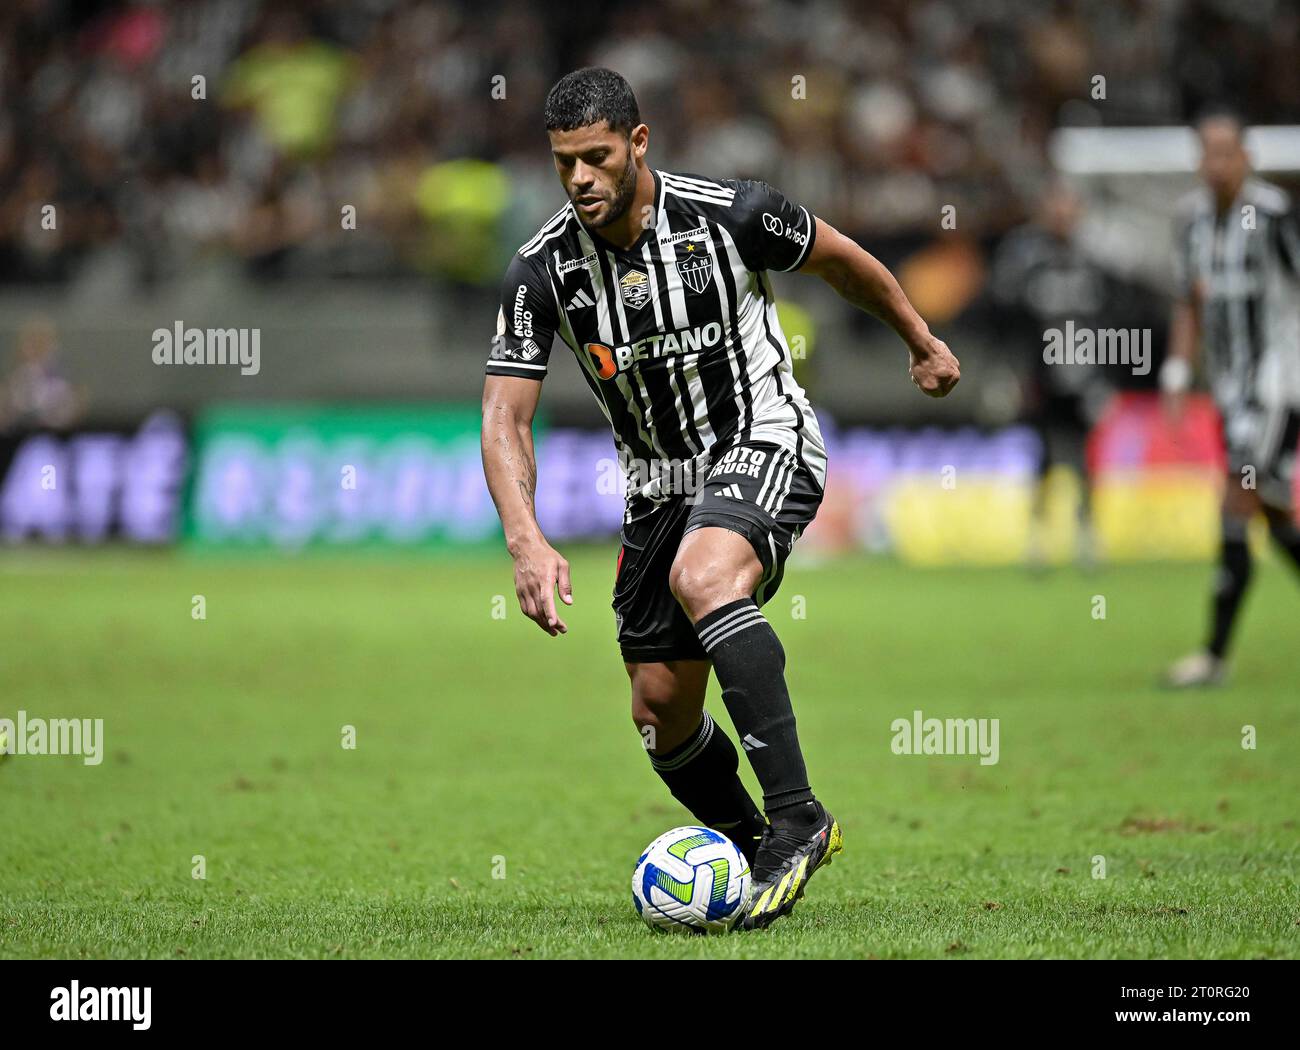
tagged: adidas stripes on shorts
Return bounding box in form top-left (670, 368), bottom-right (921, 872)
top-left (1222, 405), bottom-right (1300, 511)
top-left (612, 440), bottom-right (824, 664)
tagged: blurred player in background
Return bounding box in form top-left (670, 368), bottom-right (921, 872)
top-left (481, 68), bottom-right (959, 929)
top-left (990, 179), bottom-right (1117, 566)
top-left (0, 316), bottom-right (83, 433)
top-left (1162, 110), bottom-right (1300, 688)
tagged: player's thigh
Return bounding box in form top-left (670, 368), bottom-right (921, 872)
top-left (675, 441), bottom-right (822, 615)
top-left (1250, 407), bottom-right (1300, 513)
top-left (670, 442), bottom-right (796, 615)
top-left (613, 498), bottom-right (709, 665)
top-left (1222, 469), bottom-right (1261, 520)
top-left (626, 659), bottom-right (712, 752)
top-left (668, 527), bottom-right (762, 619)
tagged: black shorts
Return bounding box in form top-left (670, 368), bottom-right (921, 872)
top-left (1223, 405), bottom-right (1300, 511)
top-left (612, 441), bottom-right (824, 664)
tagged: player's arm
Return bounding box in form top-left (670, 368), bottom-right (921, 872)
top-left (481, 255), bottom-right (571, 637)
top-left (799, 217), bottom-right (960, 397)
top-left (1161, 211), bottom-right (1202, 419)
top-left (1161, 294), bottom-right (1200, 419)
top-left (482, 375), bottom-right (572, 636)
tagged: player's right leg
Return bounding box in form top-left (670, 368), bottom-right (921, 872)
top-left (1165, 474), bottom-right (1260, 688)
top-left (614, 499), bottom-right (766, 865)
top-left (1262, 502), bottom-right (1300, 576)
top-left (627, 659), bottom-right (765, 865)
top-left (1257, 408), bottom-right (1300, 577)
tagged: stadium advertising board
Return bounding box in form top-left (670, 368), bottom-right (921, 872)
top-left (0, 411), bottom-right (187, 544)
top-left (185, 405), bottom-right (501, 549)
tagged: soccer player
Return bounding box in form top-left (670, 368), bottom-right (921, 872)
top-left (989, 179), bottom-right (1116, 568)
top-left (1163, 109), bottom-right (1300, 687)
top-left (481, 68), bottom-right (959, 929)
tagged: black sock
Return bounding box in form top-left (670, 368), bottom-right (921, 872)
top-left (646, 710), bottom-right (766, 863)
top-left (1267, 515), bottom-right (1300, 576)
top-left (694, 598), bottom-right (815, 818)
top-left (1207, 522), bottom-right (1253, 659)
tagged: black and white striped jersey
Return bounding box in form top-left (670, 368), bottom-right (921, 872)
top-left (487, 167), bottom-right (827, 521)
top-left (1174, 177), bottom-right (1300, 423)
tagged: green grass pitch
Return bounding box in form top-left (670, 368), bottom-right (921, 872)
top-left (1, 547), bottom-right (1297, 959)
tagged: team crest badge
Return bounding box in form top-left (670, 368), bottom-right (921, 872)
top-left (676, 240), bottom-right (714, 295)
top-left (619, 268), bottom-right (651, 310)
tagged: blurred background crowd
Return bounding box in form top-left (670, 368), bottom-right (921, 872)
top-left (0, 0), bottom-right (1297, 558)
top-left (2, 0), bottom-right (1297, 288)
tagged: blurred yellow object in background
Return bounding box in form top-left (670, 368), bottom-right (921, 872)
top-left (776, 299), bottom-right (816, 393)
top-left (415, 159), bottom-right (512, 284)
top-left (884, 473), bottom-right (1034, 566)
top-left (1091, 470), bottom-right (1220, 562)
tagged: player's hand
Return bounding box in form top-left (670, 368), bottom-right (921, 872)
top-left (908, 335), bottom-right (960, 397)
top-left (512, 539), bottom-right (573, 636)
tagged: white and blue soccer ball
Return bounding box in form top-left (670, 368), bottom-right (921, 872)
top-left (631, 826), bottom-right (751, 934)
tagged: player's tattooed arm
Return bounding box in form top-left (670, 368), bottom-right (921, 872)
top-left (799, 217), bottom-right (960, 398)
top-left (516, 446), bottom-right (537, 510)
top-left (481, 375), bottom-right (573, 636)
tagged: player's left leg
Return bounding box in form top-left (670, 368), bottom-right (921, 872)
top-left (1165, 456), bottom-right (1261, 687)
top-left (669, 526), bottom-right (814, 819)
top-left (1167, 409), bottom-right (1299, 687)
top-left (670, 442), bottom-right (841, 929)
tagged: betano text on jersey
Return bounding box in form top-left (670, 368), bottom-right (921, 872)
top-left (487, 168), bottom-right (828, 523)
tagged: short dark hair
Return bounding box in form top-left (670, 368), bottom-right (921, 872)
top-left (544, 67), bottom-right (640, 136)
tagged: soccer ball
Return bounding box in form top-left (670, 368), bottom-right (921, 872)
top-left (631, 826), bottom-right (751, 934)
